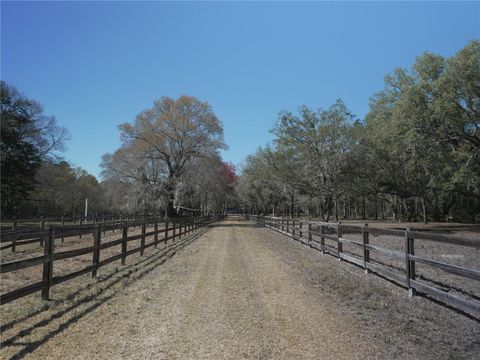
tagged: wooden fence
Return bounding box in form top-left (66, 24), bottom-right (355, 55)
top-left (0, 216), bottom-right (163, 252)
top-left (0, 215), bottom-right (224, 305)
top-left (1, 214), bottom-right (159, 231)
top-left (248, 215), bottom-right (480, 319)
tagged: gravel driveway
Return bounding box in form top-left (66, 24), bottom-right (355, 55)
top-left (1, 219), bottom-right (478, 359)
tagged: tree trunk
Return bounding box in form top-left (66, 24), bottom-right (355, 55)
top-left (392, 196), bottom-right (397, 221)
top-left (334, 198), bottom-right (339, 222)
top-left (166, 198), bottom-right (176, 218)
top-left (325, 195), bottom-right (333, 222)
top-left (362, 195), bottom-right (366, 220)
top-left (421, 197), bottom-right (428, 224)
top-left (319, 199), bottom-right (324, 222)
top-left (381, 198), bottom-right (385, 220)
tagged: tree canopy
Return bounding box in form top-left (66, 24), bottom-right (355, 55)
top-left (237, 40), bottom-right (480, 222)
top-left (1, 81), bottom-right (68, 215)
top-left (101, 95), bottom-right (231, 217)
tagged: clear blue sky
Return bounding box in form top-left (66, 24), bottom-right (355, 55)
top-left (2, 1), bottom-right (479, 178)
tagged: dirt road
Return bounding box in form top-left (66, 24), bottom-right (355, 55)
top-left (2, 219), bottom-right (479, 359)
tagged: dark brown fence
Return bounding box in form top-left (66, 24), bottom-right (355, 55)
top-left (0, 215), bottom-right (224, 305)
top-left (1, 214), bottom-right (157, 232)
top-left (248, 215), bottom-right (480, 319)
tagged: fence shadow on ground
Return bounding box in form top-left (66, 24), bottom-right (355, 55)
top-left (1, 228), bottom-right (208, 360)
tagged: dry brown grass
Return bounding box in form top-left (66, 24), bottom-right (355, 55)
top-left (321, 226), bottom-right (480, 302)
top-left (260, 223), bottom-right (480, 359)
top-left (0, 225), bottom-right (206, 359)
top-left (1, 219), bottom-right (479, 359)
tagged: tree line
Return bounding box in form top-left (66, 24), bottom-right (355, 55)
top-left (237, 40), bottom-right (480, 223)
top-left (3, 41), bottom-right (478, 222)
top-left (1, 83), bottom-right (236, 219)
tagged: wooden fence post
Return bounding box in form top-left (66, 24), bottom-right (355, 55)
top-left (308, 223), bottom-right (312, 247)
top-left (363, 224), bottom-right (370, 273)
top-left (154, 220), bottom-right (159, 248)
top-left (121, 223), bottom-right (127, 265)
top-left (140, 220), bottom-right (146, 256)
top-left (405, 227), bottom-right (416, 297)
top-left (11, 218), bottom-right (17, 252)
top-left (337, 222), bottom-right (343, 261)
top-left (292, 219), bottom-right (296, 238)
top-left (165, 221), bottom-right (169, 244)
top-left (79, 217), bottom-right (83, 239)
top-left (92, 225), bottom-right (101, 278)
top-left (40, 217), bottom-right (46, 247)
top-left (61, 216), bottom-right (65, 243)
top-left (299, 221), bottom-right (303, 243)
top-left (41, 226), bottom-right (55, 300)
top-left (173, 221), bottom-right (176, 241)
top-left (320, 224), bottom-right (325, 254)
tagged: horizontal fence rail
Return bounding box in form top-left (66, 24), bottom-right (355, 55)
top-left (0, 215), bottom-right (224, 305)
top-left (248, 214), bottom-right (480, 319)
top-left (0, 214), bottom-right (161, 233)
